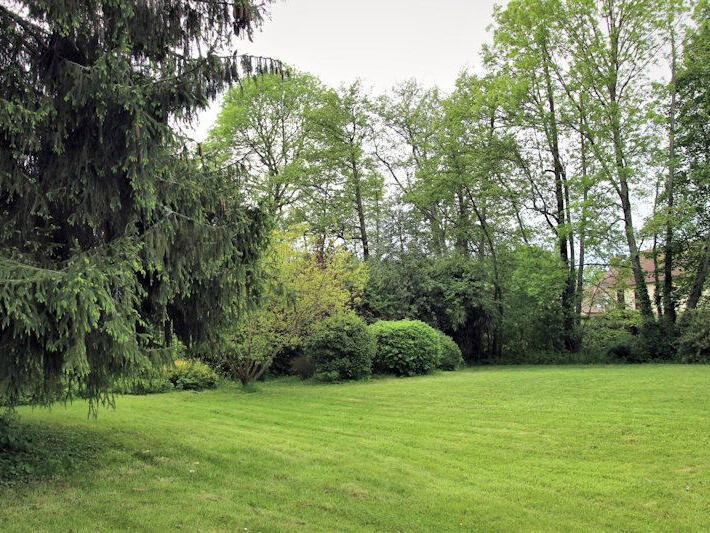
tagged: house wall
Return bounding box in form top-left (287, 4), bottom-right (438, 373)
top-left (624, 283), bottom-right (710, 314)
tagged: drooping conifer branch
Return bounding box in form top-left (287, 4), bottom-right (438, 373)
top-left (0, 0), bottom-right (278, 410)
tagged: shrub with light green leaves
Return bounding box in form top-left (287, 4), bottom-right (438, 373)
top-left (304, 312), bottom-right (374, 381)
top-left (436, 331), bottom-right (464, 370)
top-left (369, 320), bottom-right (441, 376)
top-left (166, 359), bottom-right (219, 391)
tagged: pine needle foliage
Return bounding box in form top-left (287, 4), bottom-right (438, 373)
top-left (0, 0), bottom-right (280, 409)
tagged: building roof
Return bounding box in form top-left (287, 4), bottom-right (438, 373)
top-left (599, 252), bottom-right (683, 289)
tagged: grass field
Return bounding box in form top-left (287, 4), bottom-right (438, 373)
top-left (2, 365), bottom-right (710, 532)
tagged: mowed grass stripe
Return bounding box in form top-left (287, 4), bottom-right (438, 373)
top-left (1, 365), bottom-right (709, 532)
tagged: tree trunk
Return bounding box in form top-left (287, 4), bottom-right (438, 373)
top-left (542, 49), bottom-right (577, 350)
top-left (652, 180), bottom-right (664, 317)
top-left (663, 24), bottom-right (678, 324)
top-left (429, 213), bottom-right (445, 256)
top-left (467, 189), bottom-right (503, 360)
top-left (619, 181), bottom-right (654, 321)
top-left (608, 75), bottom-right (654, 320)
top-left (351, 157), bottom-right (369, 260)
top-left (575, 117), bottom-right (589, 319)
top-left (603, 5), bottom-right (655, 323)
top-left (456, 188), bottom-right (469, 255)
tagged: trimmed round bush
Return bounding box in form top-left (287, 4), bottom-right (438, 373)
top-left (304, 312), bottom-right (375, 381)
top-left (166, 359), bottom-right (219, 390)
top-left (436, 331), bottom-right (464, 370)
top-left (369, 320), bottom-right (441, 376)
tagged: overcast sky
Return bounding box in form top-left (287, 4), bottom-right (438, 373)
top-left (189, 0), bottom-right (503, 140)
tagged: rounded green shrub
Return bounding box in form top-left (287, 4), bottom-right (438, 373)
top-left (304, 312), bottom-right (375, 381)
top-left (166, 359), bottom-right (219, 391)
top-left (436, 331), bottom-right (464, 370)
top-left (369, 320), bottom-right (441, 376)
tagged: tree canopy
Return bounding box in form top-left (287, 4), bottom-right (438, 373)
top-left (0, 0), bottom-right (282, 408)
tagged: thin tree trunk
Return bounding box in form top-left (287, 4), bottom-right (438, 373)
top-left (351, 157), bottom-right (369, 260)
top-left (575, 113), bottom-right (589, 319)
top-left (618, 177), bottom-right (654, 321)
top-left (609, 65), bottom-right (655, 322)
top-left (467, 190), bottom-right (503, 360)
top-left (373, 186), bottom-right (381, 260)
top-left (542, 47), bottom-right (577, 350)
top-left (652, 180), bottom-right (664, 317)
top-left (663, 22), bottom-right (678, 324)
top-left (430, 213), bottom-right (445, 256)
top-left (456, 188), bottom-right (469, 255)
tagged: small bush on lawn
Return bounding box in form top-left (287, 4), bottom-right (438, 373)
top-left (166, 359), bottom-right (218, 390)
top-left (304, 312), bottom-right (375, 381)
top-left (369, 320), bottom-right (441, 376)
top-left (219, 310), bottom-right (282, 386)
top-left (678, 308), bottom-right (710, 363)
top-left (436, 331), bottom-right (464, 370)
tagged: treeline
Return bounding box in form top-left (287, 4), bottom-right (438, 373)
top-left (203, 0), bottom-right (710, 370)
top-left (2, 1), bottom-right (710, 409)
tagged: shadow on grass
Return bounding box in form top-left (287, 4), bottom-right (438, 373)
top-left (0, 414), bottom-right (111, 487)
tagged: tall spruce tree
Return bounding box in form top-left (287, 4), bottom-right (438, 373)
top-left (0, 0), bottom-right (280, 408)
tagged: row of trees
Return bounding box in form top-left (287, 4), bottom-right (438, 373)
top-left (204, 0), bottom-right (710, 362)
top-left (2, 0), bottom-right (709, 407)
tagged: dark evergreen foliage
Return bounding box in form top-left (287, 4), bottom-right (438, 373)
top-left (0, 0), bottom-right (280, 408)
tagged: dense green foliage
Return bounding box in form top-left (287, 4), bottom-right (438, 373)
top-left (1, 0), bottom-right (708, 421)
top-left (109, 371), bottom-right (174, 396)
top-left (304, 312), bottom-right (374, 381)
top-left (0, 0), bottom-right (277, 408)
top-left (580, 311), bottom-right (641, 362)
top-left (369, 320), bottom-right (441, 376)
top-left (3, 367), bottom-right (710, 530)
top-left (196, 0), bottom-right (709, 368)
top-left (206, 72), bottom-right (324, 217)
top-left (165, 360), bottom-right (218, 391)
top-left (675, 2), bottom-right (710, 315)
top-left (501, 247), bottom-right (569, 355)
top-left (233, 229), bottom-right (368, 377)
top-left (677, 308), bottom-right (710, 362)
top-left (361, 255), bottom-right (495, 362)
top-left (435, 331), bottom-right (464, 371)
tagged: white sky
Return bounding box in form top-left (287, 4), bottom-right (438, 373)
top-left (189, 0), bottom-right (503, 140)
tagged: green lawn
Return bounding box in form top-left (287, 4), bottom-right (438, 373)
top-left (2, 366), bottom-right (710, 532)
